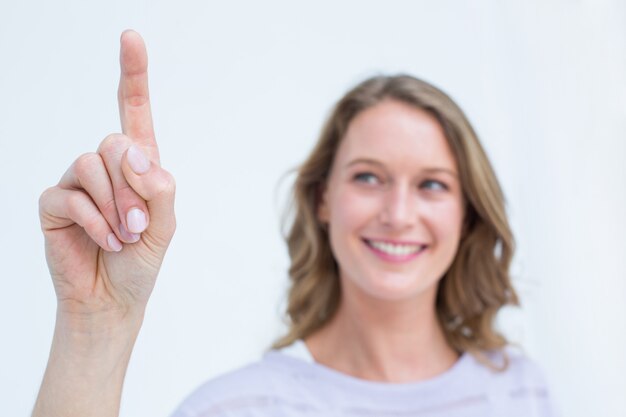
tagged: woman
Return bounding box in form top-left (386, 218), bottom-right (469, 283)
top-left (33, 31), bottom-right (557, 417)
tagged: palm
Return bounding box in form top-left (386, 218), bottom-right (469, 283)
top-left (44, 226), bottom-right (163, 313)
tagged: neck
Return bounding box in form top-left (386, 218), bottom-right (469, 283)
top-left (305, 284), bottom-right (459, 383)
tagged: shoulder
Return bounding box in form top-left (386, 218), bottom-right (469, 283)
top-left (480, 345), bottom-right (551, 386)
top-left (169, 351), bottom-right (310, 417)
top-left (466, 345), bottom-right (559, 416)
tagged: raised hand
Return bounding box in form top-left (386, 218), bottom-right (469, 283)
top-left (33, 31), bottom-right (175, 417)
top-left (39, 30), bottom-right (175, 321)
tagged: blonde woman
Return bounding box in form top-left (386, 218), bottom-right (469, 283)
top-left (33, 31), bottom-right (557, 417)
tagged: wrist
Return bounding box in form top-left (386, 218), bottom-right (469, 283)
top-left (56, 299), bottom-right (145, 332)
top-left (53, 306), bottom-right (144, 355)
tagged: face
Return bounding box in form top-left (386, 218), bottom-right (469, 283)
top-left (318, 99), bottom-right (464, 305)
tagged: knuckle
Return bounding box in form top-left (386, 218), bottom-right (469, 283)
top-left (125, 94), bottom-right (149, 108)
top-left (39, 187), bottom-right (58, 230)
top-left (65, 191), bottom-right (90, 220)
top-left (116, 182), bottom-right (144, 204)
top-left (169, 215), bottom-right (177, 235)
top-left (65, 191), bottom-right (84, 212)
top-left (38, 186), bottom-right (55, 208)
top-left (83, 212), bottom-right (103, 234)
top-left (158, 170), bottom-right (177, 197)
top-left (74, 152), bottom-right (102, 177)
top-left (38, 186), bottom-right (59, 221)
top-left (97, 133), bottom-right (130, 156)
top-left (101, 197), bottom-right (118, 216)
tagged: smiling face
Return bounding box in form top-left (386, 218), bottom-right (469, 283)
top-left (318, 99), bottom-right (465, 305)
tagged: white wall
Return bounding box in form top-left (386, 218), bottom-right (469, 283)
top-left (1, 1), bottom-right (624, 416)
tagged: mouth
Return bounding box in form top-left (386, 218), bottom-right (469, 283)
top-left (362, 238), bottom-right (427, 260)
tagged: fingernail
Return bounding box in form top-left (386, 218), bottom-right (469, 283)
top-left (119, 223), bottom-right (141, 243)
top-left (107, 233), bottom-right (123, 252)
top-left (127, 145), bottom-right (151, 174)
top-left (127, 208), bottom-right (147, 233)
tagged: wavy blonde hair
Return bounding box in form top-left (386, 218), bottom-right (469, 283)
top-left (273, 75), bottom-right (519, 369)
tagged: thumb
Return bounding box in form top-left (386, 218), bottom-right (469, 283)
top-left (121, 145), bottom-right (176, 244)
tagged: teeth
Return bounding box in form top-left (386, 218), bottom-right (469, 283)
top-left (367, 240), bottom-right (424, 256)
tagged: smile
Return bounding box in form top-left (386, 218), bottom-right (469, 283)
top-left (363, 239), bottom-right (427, 262)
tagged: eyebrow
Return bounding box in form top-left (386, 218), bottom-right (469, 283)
top-left (345, 158), bottom-right (459, 178)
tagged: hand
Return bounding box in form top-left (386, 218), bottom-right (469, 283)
top-left (39, 31), bottom-right (175, 322)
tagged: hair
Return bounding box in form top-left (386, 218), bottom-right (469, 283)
top-left (272, 74), bottom-right (519, 370)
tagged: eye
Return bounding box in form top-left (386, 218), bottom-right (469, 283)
top-left (353, 172), bottom-right (381, 185)
top-left (420, 179), bottom-right (448, 191)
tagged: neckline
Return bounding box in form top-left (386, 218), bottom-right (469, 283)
top-left (277, 339), bottom-right (316, 363)
top-left (269, 342), bottom-right (474, 393)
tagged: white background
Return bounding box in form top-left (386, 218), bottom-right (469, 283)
top-left (1, 1), bottom-right (624, 416)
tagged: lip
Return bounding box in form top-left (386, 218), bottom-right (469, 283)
top-left (362, 238), bottom-right (428, 263)
top-left (363, 237), bottom-right (427, 246)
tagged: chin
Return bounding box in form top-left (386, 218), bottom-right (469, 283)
top-left (345, 271), bottom-right (441, 304)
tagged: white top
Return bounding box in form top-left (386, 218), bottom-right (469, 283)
top-left (276, 339), bottom-right (316, 363)
top-left (171, 342), bottom-right (558, 416)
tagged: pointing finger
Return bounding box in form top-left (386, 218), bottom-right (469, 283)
top-left (118, 30), bottom-right (159, 163)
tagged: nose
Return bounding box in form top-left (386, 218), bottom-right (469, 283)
top-left (379, 182), bottom-right (417, 229)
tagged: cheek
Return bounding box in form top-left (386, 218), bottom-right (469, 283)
top-left (331, 190), bottom-right (378, 228)
top-left (423, 200), bottom-right (464, 242)
top-left (327, 191), bottom-right (381, 262)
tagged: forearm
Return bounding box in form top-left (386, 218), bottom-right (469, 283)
top-left (32, 311), bottom-right (144, 417)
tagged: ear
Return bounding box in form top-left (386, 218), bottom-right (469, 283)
top-left (316, 182), bottom-right (330, 223)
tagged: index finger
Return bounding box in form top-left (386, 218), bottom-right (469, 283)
top-left (118, 30), bottom-right (159, 163)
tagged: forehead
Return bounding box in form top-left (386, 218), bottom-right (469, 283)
top-left (335, 99), bottom-right (457, 171)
